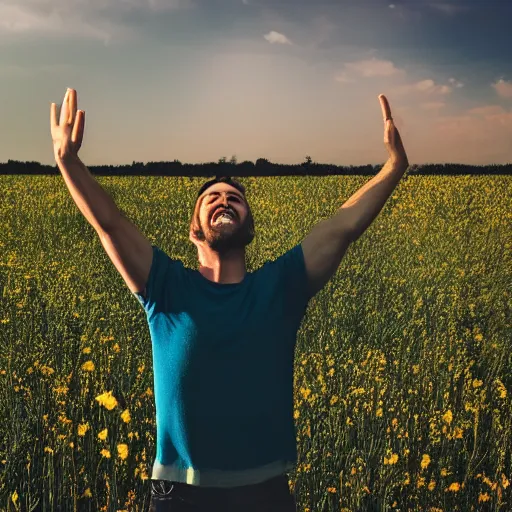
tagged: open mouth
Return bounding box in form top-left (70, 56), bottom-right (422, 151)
top-left (211, 210), bottom-right (237, 226)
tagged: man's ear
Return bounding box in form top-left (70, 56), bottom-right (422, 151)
top-left (189, 228), bottom-right (203, 246)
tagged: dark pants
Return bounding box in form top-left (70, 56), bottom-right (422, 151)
top-left (148, 473), bottom-right (296, 512)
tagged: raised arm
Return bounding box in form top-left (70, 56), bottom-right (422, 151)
top-left (50, 88), bottom-right (153, 296)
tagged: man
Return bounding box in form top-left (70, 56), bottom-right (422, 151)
top-left (50, 88), bottom-right (408, 512)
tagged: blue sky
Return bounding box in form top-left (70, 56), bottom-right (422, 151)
top-left (0, 0), bottom-right (511, 166)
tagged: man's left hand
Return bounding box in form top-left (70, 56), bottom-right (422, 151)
top-left (378, 94), bottom-right (409, 167)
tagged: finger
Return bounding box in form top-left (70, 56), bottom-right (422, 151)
top-left (71, 110), bottom-right (85, 148)
top-left (68, 88), bottom-right (77, 125)
top-left (378, 94), bottom-right (392, 121)
top-left (59, 89), bottom-right (70, 126)
top-left (50, 102), bottom-right (57, 131)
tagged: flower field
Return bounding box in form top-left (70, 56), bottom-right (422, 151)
top-left (0, 174), bottom-right (510, 511)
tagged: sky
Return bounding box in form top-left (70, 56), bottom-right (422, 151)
top-left (0, 0), bottom-right (511, 167)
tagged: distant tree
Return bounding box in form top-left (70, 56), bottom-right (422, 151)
top-left (218, 156), bottom-right (227, 164)
top-left (304, 155), bottom-right (312, 165)
top-left (229, 155), bottom-right (238, 165)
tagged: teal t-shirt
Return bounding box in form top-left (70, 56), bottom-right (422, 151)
top-left (134, 243), bottom-right (312, 476)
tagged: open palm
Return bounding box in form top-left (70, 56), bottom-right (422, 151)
top-left (378, 94), bottom-right (408, 166)
top-left (50, 88), bottom-right (85, 162)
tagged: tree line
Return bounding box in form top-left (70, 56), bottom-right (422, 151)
top-left (1, 156), bottom-right (511, 176)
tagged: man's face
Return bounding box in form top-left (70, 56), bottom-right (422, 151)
top-left (196, 184), bottom-right (254, 253)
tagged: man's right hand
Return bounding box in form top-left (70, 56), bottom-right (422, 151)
top-left (50, 88), bottom-right (85, 163)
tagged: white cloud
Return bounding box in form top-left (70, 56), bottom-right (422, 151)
top-left (492, 79), bottom-right (512, 99)
top-left (427, 2), bottom-right (472, 15)
top-left (308, 15), bottom-right (337, 49)
top-left (0, 0), bottom-right (192, 42)
top-left (393, 79), bottom-right (453, 96)
top-left (468, 105), bottom-right (507, 117)
top-left (0, 2), bottom-right (116, 42)
top-left (435, 106), bottom-right (512, 149)
top-left (343, 58), bottom-right (405, 78)
top-left (448, 77), bottom-right (464, 88)
top-left (263, 30), bottom-right (292, 45)
top-left (335, 73), bottom-right (353, 83)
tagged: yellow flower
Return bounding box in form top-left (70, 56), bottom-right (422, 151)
top-left (496, 380), bottom-right (507, 399)
top-left (117, 444), bottom-right (129, 460)
top-left (502, 474), bottom-right (510, 489)
top-left (95, 391), bottom-right (118, 410)
top-left (478, 492), bottom-right (490, 502)
top-left (376, 408), bottom-right (383, 417)
top-left (81, 361), bottom-right (95, 372)
top-left (40, 365), bottom-right (55, 376)
top-left (453, 427), bottom-right (463, 439)
top-left (440, 467), bottom-right (450, 477)
top-left (384, 453), bottom-right (399, 465)
top-left (11, 491), bottom-right (18, 504)
top-left (82, 347), bottom-right (92, 354)
top-left (417, 477), bottom-right (425, 488)
top-left (59, 414), bottom-right (72, 425)
top-left (121, 409), bottom-right (131, 423)
top-left (472, 379), bottom-right (483, 388)
top-left (420, 454), bottom-right (431, 470)
top-left (446, 482), bottom-right (460, 492)
top-left (428, 480), bottom-right (436, 491)
top-left (77, 423), bottom-right (90, 436)
top-left (474, 333), bottom-right (483, 342)
top-left (98, 428), bottom-right (108, 441)
top-left (300, 387), bottom-right (311, 399)
top-left (100, 449), bottom-right (111, 458)
top-left (44, 447), bottom-right (54, 454)
top-left (82, 488), bottom-right (92, 498)
top-left (412, 365), bottom-right (420, 374)
top-left (442, 410), bottom-right (452, 425)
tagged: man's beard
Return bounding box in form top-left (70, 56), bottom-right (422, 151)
top-left (201, 216), bottom-right (253, 253)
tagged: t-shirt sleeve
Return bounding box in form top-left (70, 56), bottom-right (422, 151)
top-left (133, 245), bottom-right (181, 315)
top-left (275, 242), bottom-right (313, 321)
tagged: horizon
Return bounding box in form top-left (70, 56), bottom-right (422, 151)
top-left (1, 158), bottom-right (510, 169)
